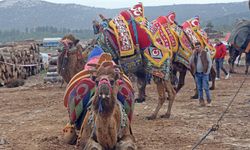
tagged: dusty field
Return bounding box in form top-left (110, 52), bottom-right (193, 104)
top-left (0, 66), bottom-right (250, 150)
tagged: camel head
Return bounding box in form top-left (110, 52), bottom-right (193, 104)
top-left (92, 14), bottom-right (112, 35)
top-left (57, 34), bottom-right (97, 83)
top-left (91, 61), bottom-right (121, 116)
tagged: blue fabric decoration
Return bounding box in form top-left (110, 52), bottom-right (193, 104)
top-left (87, 45), bottom-right (104, 61)
top-left (98, 98), bottom-right (103, 113)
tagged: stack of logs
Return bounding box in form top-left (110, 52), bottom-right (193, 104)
top-left (0, 41), bottom-right (41, 86)
top-left (44, 53), bottom-right (63, 84)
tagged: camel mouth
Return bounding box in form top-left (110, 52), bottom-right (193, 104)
top-left (98, 93), bottom-right (110, 99)
top-left (96, 81), bottom-right (114, 113)
top-left (98, 83), bottom-right (112, 99)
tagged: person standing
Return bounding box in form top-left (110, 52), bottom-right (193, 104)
top-left (190, 42), bottom-right (213, 107)
top-left (214, 39), bottom-right (230, 80)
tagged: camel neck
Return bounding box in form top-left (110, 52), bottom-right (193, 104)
top-left (94, 108), bottom-right (119, 149)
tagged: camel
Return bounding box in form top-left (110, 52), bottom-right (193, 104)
top-left (77, 60), bottom-right (136, 150)
top-left (62, 52), bottom-right (136, 149)
top-left (156, 13), bottom-right (216, 98)
top-left (57, 34), bottom-right (84, 83)
top-left (93, 3), bottom-right (176, 120)
top-left (228, 19), bottom-right (250, 74)
top-left (59, 3), bottom-right (176, 120)
top-left (57, 34), bottom-right (96, 83)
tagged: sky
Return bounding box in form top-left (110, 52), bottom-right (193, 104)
top-left (43, 0), bottom-right (244, 8)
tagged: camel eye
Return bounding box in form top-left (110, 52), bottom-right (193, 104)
top-left (91, 75), bottom-right (96, 81)
top-left (95, 80), bottom-right (99, 85)
top-left (110, 80), bottom-right (115, 86)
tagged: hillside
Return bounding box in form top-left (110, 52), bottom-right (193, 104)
top-left (0, 0), bottom-right (249, 30)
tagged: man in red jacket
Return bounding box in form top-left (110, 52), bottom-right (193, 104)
top-left (214, 39), bottom-right (230, 80)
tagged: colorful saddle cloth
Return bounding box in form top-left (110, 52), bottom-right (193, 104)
top-left (182, 16), bottom-right (216, 58)
top-left (148, 12), bottom-right (192, 68)
top-left (63, 52), bottom-right (135, 125)
top-left (139, 12), bottom-right (176, 68)
top-left (109, 15), bottom-right (135, 57)
top-left (152, 12), bottom-right (179, 52)
top-left (108, 2), bottom-right (151, 57)
top-left (102, 3), bottom-right (171, 71)
top-left (97, 3), bottom-right (172, 76)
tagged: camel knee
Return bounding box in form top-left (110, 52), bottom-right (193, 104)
top-left (168, 93), bottom-right (175, 101)
top-left (62, 124), bottom-right (77, 145)
top-left (167, 86), bottom-right (176, 100)
top-left (116, 139), bottom-right (136, 150)
top-left (84, 139), bottom-right (103, 150)
top-left (158, 97), bottom-right (165, 105)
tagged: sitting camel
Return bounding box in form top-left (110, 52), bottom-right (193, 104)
top-left (62, 52), bottom-right (136, 150)
top-left (77, 60), bottom-right (136, 150)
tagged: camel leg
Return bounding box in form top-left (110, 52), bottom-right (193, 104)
top-left (60, 80), bottom-right (65, 88)
top-left (246, 65), bottom-right (249, 75)
top-left (83, 138), bottom-right (103, 150)
top-left (62, 124), bottom-right (77, 145)
top-left (146, 79), bottom-right (166, 120)
top-left (245, 43), bottom-right (250, 74)
top-left (210, 66), bottom-right (216, 90)
top-left (160, 80), bottom-right (176, 118)
top-left (171, 67), bottom-right (178, 90)
top-left (175, 69), bottom-right (187, 93)
top-left (190, 71), bottom-right (198, 99)
top-left (229, 64), bottom-right (234, 73)
top-left (229, 49), bottom-right (240, 74)
top-left (135, 74), bottom-right (147, 103)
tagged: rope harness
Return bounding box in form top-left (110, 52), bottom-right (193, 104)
top-left (86, 100), bottom-right (128, 142)
top-left (192, 76), bottom-right (247, 150)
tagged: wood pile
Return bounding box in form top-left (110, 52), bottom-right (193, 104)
top-left (44, 54), bottom-right (63, 84)
top-left (0, 42), bottom-right (41, 86)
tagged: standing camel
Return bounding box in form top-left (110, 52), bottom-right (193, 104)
top-left (92, 3), bottom-right (176, 120)
top-left (59, 3), bottom-right (176, 120)
top-left (57, 34), bottom-right (85, 83)
top-left (133, 12), bottom-right (216, 98)
top-left (228, 19), bottom-right (250, 74)
top-left (157, 13), bottom-right (217, 97)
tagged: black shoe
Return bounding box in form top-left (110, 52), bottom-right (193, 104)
top-left (191, 95), bottom-right (198, 99)
top-left (135, 98), bottom-right (145, 103)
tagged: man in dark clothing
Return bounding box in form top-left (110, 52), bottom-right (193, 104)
top-left (214, 39), bottom-right (230, 80)
top-left (190, 42), bottom-right (213, 107)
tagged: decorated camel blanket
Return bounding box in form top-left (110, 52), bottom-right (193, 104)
top-left (152, 13), bottom-right (216, 67)
top-left (63, 47), bottom-right (135, 127)
top-left (147, 12), bottom-right (192, 67)
top-left (96, 3), bottom-right (172, 78)
top-left (108, 3), bottom-right (172, 68)
top-left (182, 16), bottom-right (216, 58)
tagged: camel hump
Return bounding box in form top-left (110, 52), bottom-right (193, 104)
top-left (98, 53), bottom-right (113, 65)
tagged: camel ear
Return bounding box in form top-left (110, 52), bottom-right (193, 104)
top-left (74, 39), bottom-right (80, 45)
top-left (89, 69), bottom-right (97, 81)
top-left (91, 74), bottom-right (96, 81)
top-left (87, 63), bottom-right (100, 68)
top-left (99, 14), bottom-right (106, 21)
top-left (114, 65), bottom-right (122, 71)
top-left (114, 71), bottom-right (122, 81)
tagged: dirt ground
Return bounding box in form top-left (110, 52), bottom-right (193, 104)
top-left (0, 66), bottom-right (250, 150)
